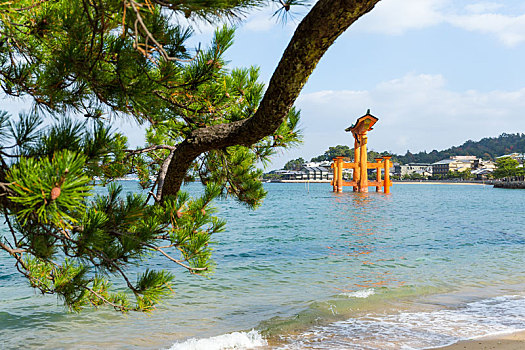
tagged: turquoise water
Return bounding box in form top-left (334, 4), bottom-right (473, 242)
top-left (1, 182), bottom-right (525, 349)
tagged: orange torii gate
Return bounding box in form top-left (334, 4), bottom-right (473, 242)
top-left (331, 110), bottom-right (393, 193)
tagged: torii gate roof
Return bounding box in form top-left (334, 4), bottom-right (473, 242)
top-left (345, 109), bottom-right (378, 134)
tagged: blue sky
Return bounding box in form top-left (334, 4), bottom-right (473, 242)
top-left (3, 0), bottom-right (525, 169)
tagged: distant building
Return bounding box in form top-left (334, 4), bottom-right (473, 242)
top-left (394, 163), bottom-right (432, 177)
top-left (267, 166), bottom-right (332, 181)
top-left (303, 161), bottom-right (332, 168)
top-left (301, 166), bottom-right (332, 180)
top-left (496, 153), bottom-right (525, 164)
top-left (432, 156), bottom-right (480, 175)
top-left (267, 169), bottom-right (300, 179)
top-left (478, 160), bottom-right (496, 171)
top-left (432, 159), bottom-right (456, 175)
top-left (471, 168), bottom-right (492, 179)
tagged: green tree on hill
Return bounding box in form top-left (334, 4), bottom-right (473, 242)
top-left (493, 157), bottom-right (523, 179)
top-left (309, 146), bottom-right (395, 163)
top-left (403, 150), bottom-right (416, 163)
top-left (310, 145), bottom-right (353, 162)
top-left (367, 150), bottom-right (397, 163)
top-left (0, 0), bottom-right (381, 311)
top-left (396, 133), bottom-right (525, 164)
top-left (402, 172), bottom-right (427, 180)
top-left (284, 157), bottom-right (305, 170)
top-left (459, 169), bottom-right (474, 180)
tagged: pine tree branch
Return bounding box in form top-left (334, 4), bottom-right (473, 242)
top-left (0, 239), bottom-right (29, 283)
top-left (161, 0), bottom-right (381, 198)
top-left (0, 240), bottom-right (26, 255)
top-left (127, 0), bottom-right (200, 63)
top-left (3, 211), bottom-right (20, 248)
top-left (152, 91), bottom-right (210, 118)
top-left (125, 144), bottom-right (177, 155)
top-left (35, 223), bottom-right (140, 293)
top-left (9, 0), bottom-right (54, 12)
top-left (82, 285), bottom-right (130, 312)
top-left (151, 245), bottom-right (208, 273)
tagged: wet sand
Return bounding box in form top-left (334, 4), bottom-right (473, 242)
top-left (432, 331), bottom-right (525, 350)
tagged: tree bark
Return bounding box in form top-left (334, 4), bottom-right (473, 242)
top-left (0, 155), bottom-right (12, 209)
top-left (161, 0), bottom-right (381, 198)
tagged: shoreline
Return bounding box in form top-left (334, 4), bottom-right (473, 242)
top-left (431, 330), bottom-right (525, 350)
top-left (265, 180), bottom-right (489, 186)
top-left (267, 179), bottom-right (332, 183)
top-left (394, 180), bottom-right (488, 186)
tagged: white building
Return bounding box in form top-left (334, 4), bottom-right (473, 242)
top-left (394, 163), bottom-right (432, 177)
top-left (496, 153), bottom-right (525, 164)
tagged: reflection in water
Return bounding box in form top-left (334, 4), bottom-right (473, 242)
top-left (328, 190), bottom-right (405, 293)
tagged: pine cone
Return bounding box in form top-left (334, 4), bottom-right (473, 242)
top-left (50, 187), bottom-right (61, 200)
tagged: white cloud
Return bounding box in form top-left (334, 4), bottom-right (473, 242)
top-left (181, 1), bottom-right (525, 47)
top-left (354, 0), bottom-right (525, 47)
top-left (191, 20), bottom-right (217, 36)
top-left (241, 6), bottom-right (303, 33)
top-left (244, 11), bottom-right (276, 32)
top-left (449, 12), bottom-right (525, 46)
top-left (290, 73), bottom-right (525, 166)
top-left (355, 0), bottom-right (446, 35)
top-left (465, 2), bottom-right (504, 14)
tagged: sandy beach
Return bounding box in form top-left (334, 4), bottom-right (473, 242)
top-left (432, 331), bottom-right (525, 350)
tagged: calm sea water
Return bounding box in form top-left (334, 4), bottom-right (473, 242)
top-left (1, 182), bottom-right (524, 349)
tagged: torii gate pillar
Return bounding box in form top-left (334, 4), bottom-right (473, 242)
top-left (348, 110), bottom-right (377, 193)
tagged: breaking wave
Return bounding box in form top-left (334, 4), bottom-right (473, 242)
top-left (169, 330), bottom-right (266, 350)
top-left (339, 288), bottom-right (376, 299)
top-left (279, 295), bottom-right (525, 349)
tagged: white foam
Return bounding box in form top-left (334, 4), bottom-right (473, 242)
top-left (280, 295), bottom-right (525, 350)
top-left (169, 330), bottom-right (267, 350)
top-left (340, 288), bottom-right (375, 299)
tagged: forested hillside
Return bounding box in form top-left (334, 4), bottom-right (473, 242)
top-left (302, 133), bottom-right (525, 166)
top-left (397, 133), bottom-right (525, 164)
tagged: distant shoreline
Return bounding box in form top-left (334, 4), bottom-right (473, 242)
top-left (274, 180), bottom-right (331, 183)
top-left (264, 180), bottom-right (489, 186)
top-left (393, 180), bottom-right (487, 186)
